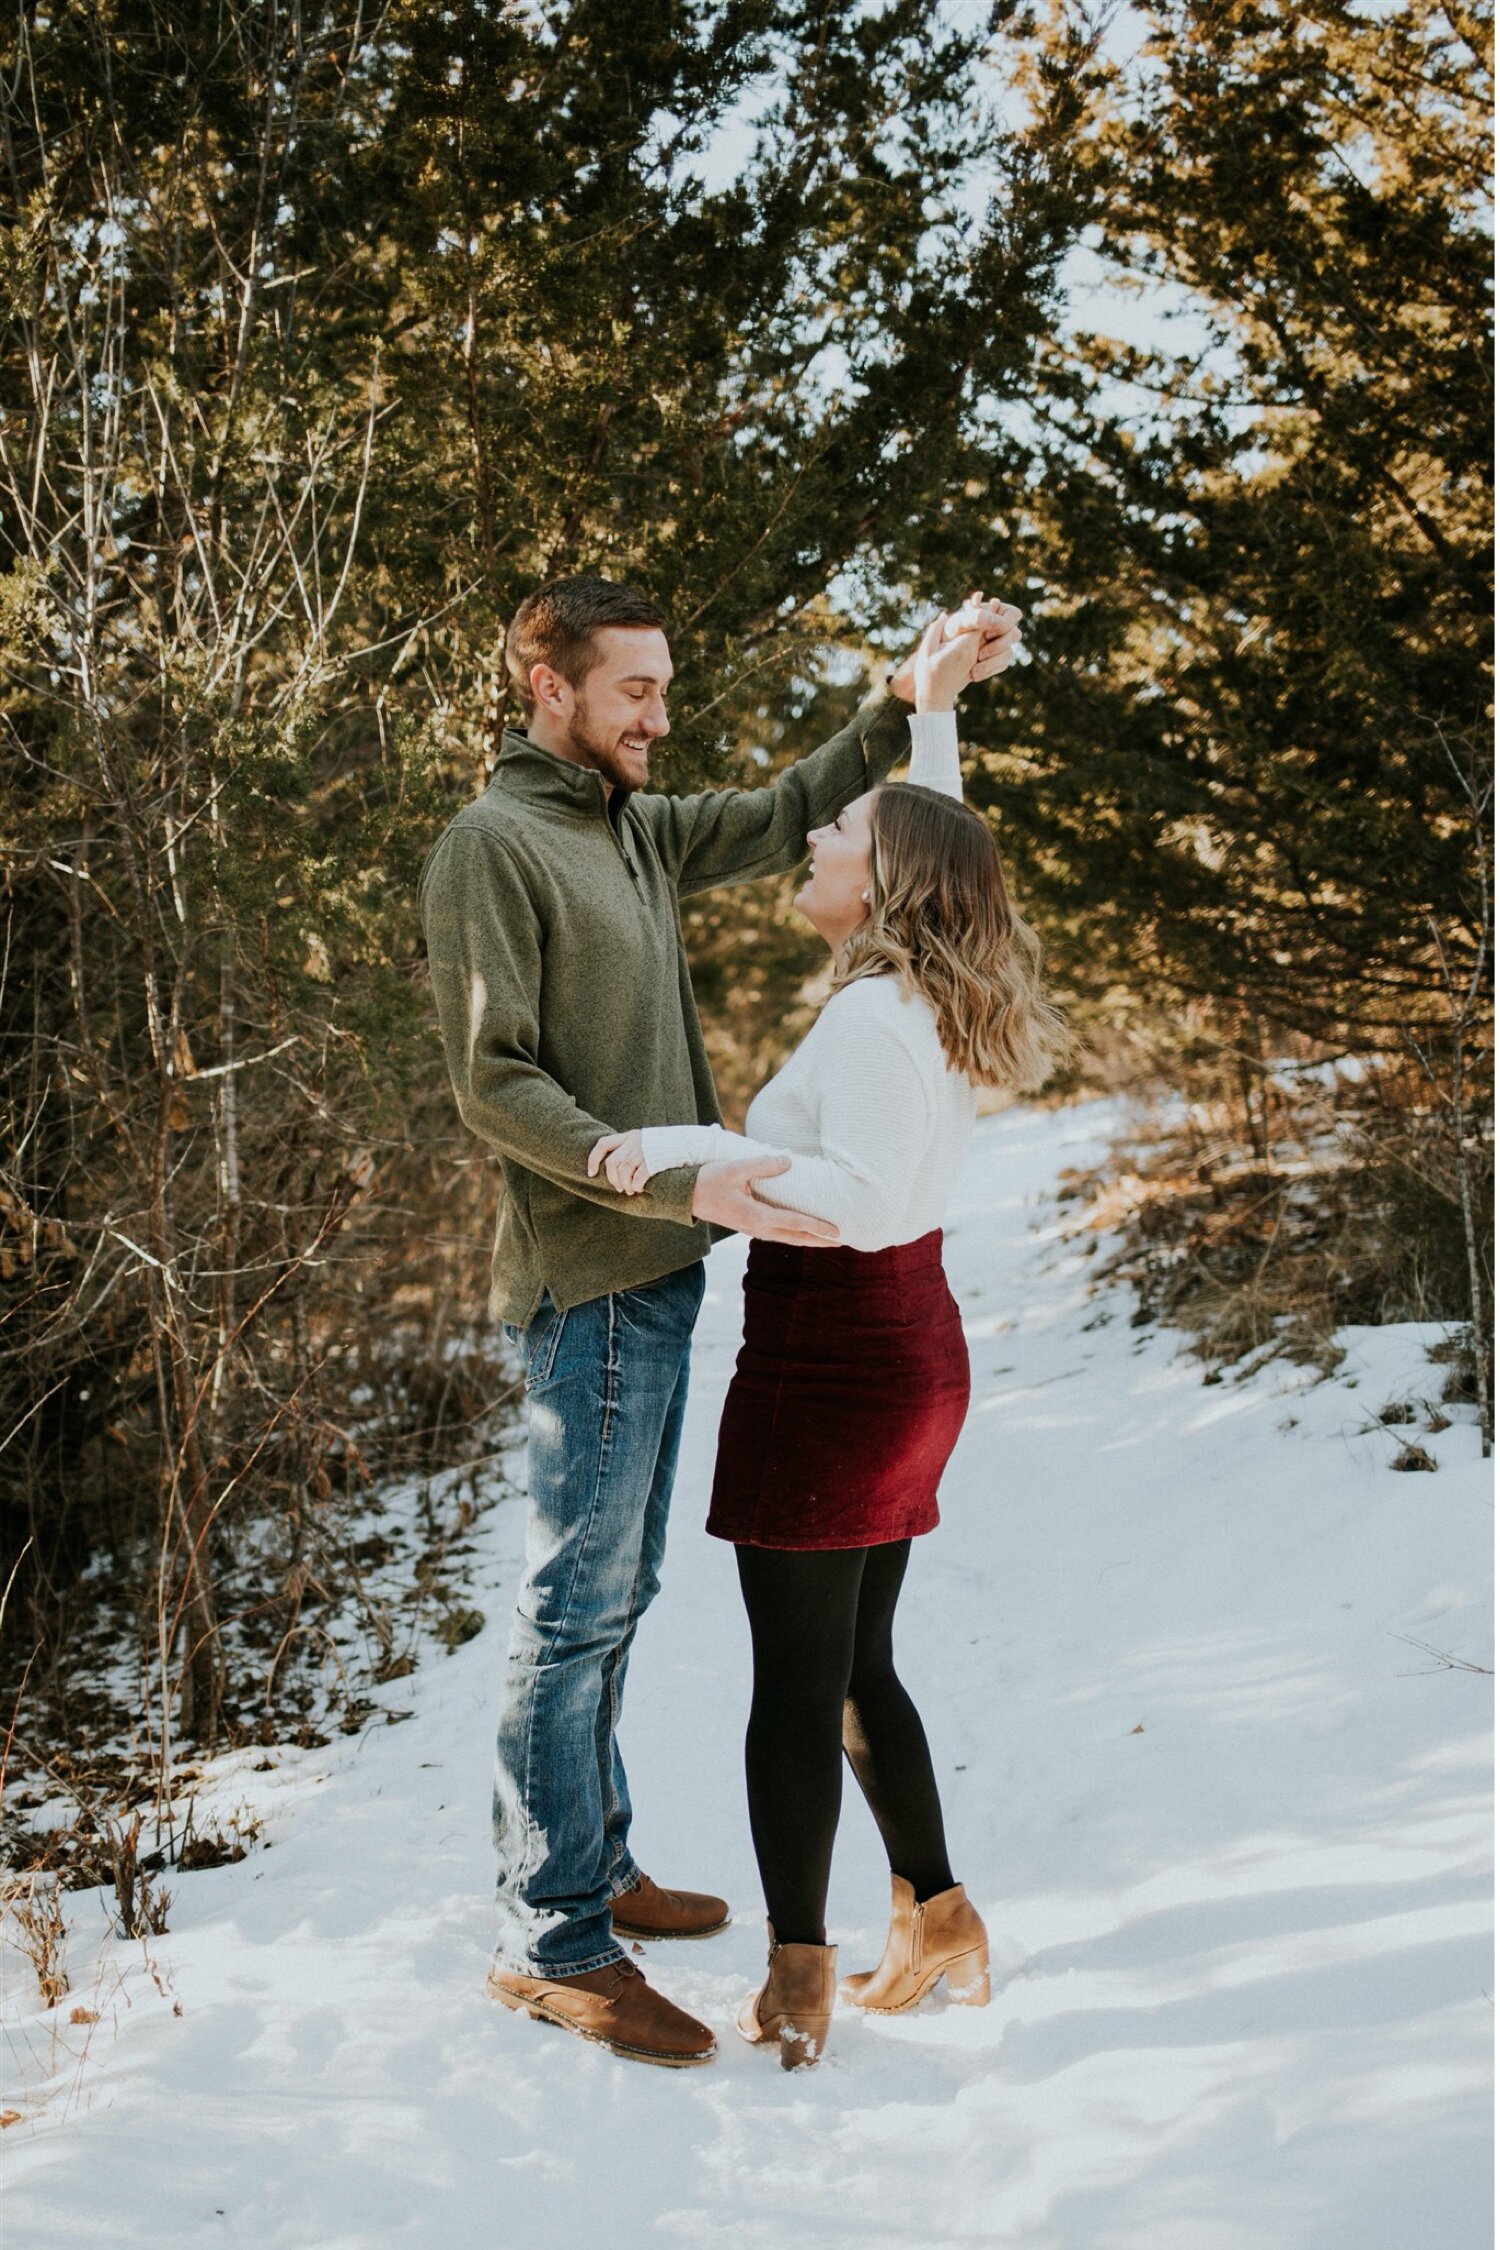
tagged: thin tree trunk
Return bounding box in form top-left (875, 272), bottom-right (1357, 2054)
top-left (1450, 1020), bottom-right (1492, 1456)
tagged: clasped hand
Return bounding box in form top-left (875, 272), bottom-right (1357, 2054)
top-left (887, 590), bottom-right (1023, 709)
top-left (587, 1129), bottom-right (648, 1195)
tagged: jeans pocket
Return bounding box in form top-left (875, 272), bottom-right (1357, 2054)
top-left (524, 1300), bottom-right (569, 1393)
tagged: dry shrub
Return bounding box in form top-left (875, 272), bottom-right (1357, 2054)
top-left (1065, 1049), bottom-right (1492, 1380)
top-left (1, 1119), bottom-right (517, 1836)
top-left (105, 1813), bottom-right (172, 1941)
top-left (1, 1871), bottom-right (68, 2007)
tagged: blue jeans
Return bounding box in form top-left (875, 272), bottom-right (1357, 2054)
top-left (495, 1260), bottom-right (707, 1975)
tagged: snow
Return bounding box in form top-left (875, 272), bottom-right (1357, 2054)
top-left (4, 1100), bottom-right (1492, 2247)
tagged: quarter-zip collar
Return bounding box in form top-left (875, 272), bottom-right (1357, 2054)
top-left (421, 686), bottom-right (910, 1328)
top-left (490, 727), bottom-right (630, 824)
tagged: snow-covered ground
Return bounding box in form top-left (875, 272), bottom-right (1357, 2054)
top-left (4, 1101), bottom-right (1493, 2248)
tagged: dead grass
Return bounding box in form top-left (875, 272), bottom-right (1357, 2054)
top-left (1, 1334), bottom-right (519, 1895)
top-left (1, 1872), bottom-right (69, 2007)
top-left (103, 1813), bottom-right (173, 1940)
top-left (1062, 1057), bottom-right (1492, 1387)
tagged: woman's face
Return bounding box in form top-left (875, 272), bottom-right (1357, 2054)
top-left (796, 790), bottom-right (877, 949)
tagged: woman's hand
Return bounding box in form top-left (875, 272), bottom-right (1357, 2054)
top-left (587, 1129), bottom-right (649, 1195)
top-left (946, 591), bottom-right (1023, 686)
top-left (913, 614), bottom-right (985, 713)
top-left (888, 591), bottom-right (1022, 704)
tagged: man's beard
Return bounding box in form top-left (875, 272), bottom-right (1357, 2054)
top-left (567, 698), bottom-right (647, 793)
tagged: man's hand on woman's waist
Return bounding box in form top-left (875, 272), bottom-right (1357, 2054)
top-left (691, 1153), bottom-right (841, 1246)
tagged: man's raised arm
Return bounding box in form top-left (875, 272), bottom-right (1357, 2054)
top-left (640, 598), bottom-right (1021, 898)
top-left (641, 690), bottom-right (912, 898)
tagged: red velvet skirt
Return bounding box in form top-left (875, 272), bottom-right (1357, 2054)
top-left (706, 1229), bottom-right (970, 1551)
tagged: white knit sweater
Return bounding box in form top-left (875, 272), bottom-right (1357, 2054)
top-left (637, 711), bottom-right (979, 1252)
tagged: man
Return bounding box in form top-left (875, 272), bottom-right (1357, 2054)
top-left (420, 576), bottom-right (1017, 2067)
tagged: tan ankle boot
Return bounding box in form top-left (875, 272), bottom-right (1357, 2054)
top-left (736, 1929), bottom-right (837, 2069)
top-left (838, 1875), bottom-right (990, 2013)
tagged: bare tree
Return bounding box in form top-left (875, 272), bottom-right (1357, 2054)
top-left (0, 6), bottom-right (408, 1749)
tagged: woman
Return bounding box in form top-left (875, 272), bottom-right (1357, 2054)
top-left (587, 609), bottom-right (1067, 2068)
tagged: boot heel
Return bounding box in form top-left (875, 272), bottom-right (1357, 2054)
top-left (945, 1946), bottom-right (990, 2006)
top-left (741, 1933), bottom-right (838, 2067)
top-left (776, 2013), bottom-right (832, 2070)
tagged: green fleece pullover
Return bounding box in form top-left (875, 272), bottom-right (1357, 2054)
top-left (418, 691), bottom-right (912, 1326)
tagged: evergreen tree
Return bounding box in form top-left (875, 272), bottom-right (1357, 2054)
top-left (0, 1), bottom-right (1070, 1744)
top-left (945, 0), bottom-right (1491, 1054)
top-left (912, 0), bottom-right (1492, 1381)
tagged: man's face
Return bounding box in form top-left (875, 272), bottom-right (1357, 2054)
top-left (536, 626), bottom-right (673, 792)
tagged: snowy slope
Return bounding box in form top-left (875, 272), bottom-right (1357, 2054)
top-left (3, 1101), bottom-right (1492, 2250)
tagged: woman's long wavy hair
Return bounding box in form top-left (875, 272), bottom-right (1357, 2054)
top-left (835, 784), bottom-right (1070, 1093)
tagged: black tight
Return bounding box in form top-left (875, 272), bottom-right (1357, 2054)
top-left (735, 1541), bottom-right (955, 1946)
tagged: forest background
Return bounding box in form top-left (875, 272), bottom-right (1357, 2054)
top-left (0, 0), bottom-right (1490, 1885)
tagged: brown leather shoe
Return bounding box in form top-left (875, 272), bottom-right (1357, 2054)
top-left (737, 1929), bottom-right (836, 2070)
top-left (612, 1871), bottom-right (730, 1941)
top-left (485, 1957), bottom-right (717, 2067)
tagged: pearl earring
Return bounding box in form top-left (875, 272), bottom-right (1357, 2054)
top-left (860, 890), bottom-right (869, 902)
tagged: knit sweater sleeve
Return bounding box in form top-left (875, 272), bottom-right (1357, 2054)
top-left (905, 709), bottom-right (963, 798)
top-left (638, 1122), bottom-right (774, 1172)
top-left (639, 984), bottom-right (932, 1253)
top-left (636, 694), bottom-right (911, 898)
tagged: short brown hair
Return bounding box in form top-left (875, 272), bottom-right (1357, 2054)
top-left (504, 577), bottom-right (667, 716)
